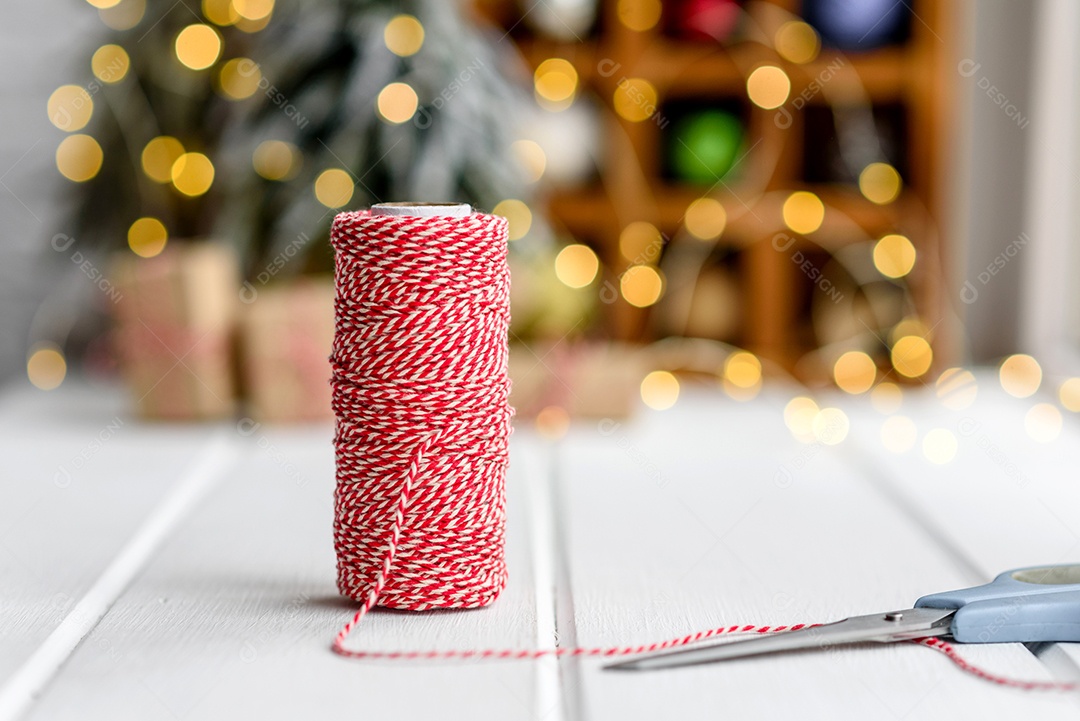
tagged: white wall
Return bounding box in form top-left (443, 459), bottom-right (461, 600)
top-left (1021, 0), bottom-right (1080, 374)
top-left (952, 0), bottom-right (1037, 363)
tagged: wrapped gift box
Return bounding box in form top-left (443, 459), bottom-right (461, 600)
top-left (238, 277), bottom-right (334, 423)
top-left (110, 243), bottom-right (239, 420)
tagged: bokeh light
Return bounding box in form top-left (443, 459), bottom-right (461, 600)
top-left (26, 345), bottom-right (67, 391)
top-left (376, 82), bottom-right (419, 124)
top-left (1059, 378), bottom-right (1080, 412)
top-left (127, 217), bottom-right (168, 258)
top-left (724, 351), bottom-right (761, 389)
top-left (640, 370), bottom-right (679, 410)
top-left (619, 221), bottom-right (663, 261)
top-left (746, 66), bottom-right (790, 110)
top-left (48, 85), bottom-right (93, 132)
top-left (784, 396), bottom-right (819, 439)
top-left (620, 265), bottom-right (664, 307)
top-left (859, 162), bottom-right (902, 204)
top-left (202, 0), bottom-right (238, 26)
top-left (782, 191), bottom-right (825, 234)
top-left (873, 234), bottom-right (916, 279)
top-left (536, 405), bottom-right (570, 440)
top-left (56, 135), bottom-right (103, 182)
top-left (891, 335), bottom-right (933, 378)
top-left (175, 24), bottom-right (222, 71)
top-left (313, 168), bottom-right (354, 208)
top-left (252, 140), bottom-right (300, 181)
top-left (493, 199), bottom-right (532, 240)
top-left (170, 152), bottom-right (215, 196)
top-left (141, 136), bottom-right (185, 184)
top-left (554, 244), bottom-right (600, 288)
top-left (684, 198), bottom-right (727, 239)
top-left (233, 0), bottom-right (274, 21)
top-left (86, 0), bottom-right (120, 8)
top-left (1025, 403), bottom-right (1062, 443)
top-left (935, 368), bottom-right (978, 410)
top-left (613, 78), bottom-right (657, 122)
top-left (91, 45), bottom-right (130, 84)
top-left (813, 407), bottom-right (849, 445)
top-left (870, 382), bottom-right (903, 413)
top-left (99, 0), bottom-right (145, 30)
top-left (922, 428), bottom-right (957, 464)
top-left (833, 350), bottom-right (876, 394)
top-left (617, 0), bottom-right (661, 31)
top-left (999, 354), bottom-right (1041, 398)
top-left (511, 139), bottom-right (546, 183)
top-left (775, 21), bottom-right (820, 64)
top-left (535, 58), bottom-right (578, 110)
top-left (384, 14), bottom-right (425, 56)
top-left (235, 13), bottom-right (271, 32)
top-left (536, 404), bottom-right (570, 440)
top-left (881, 415), bottom-right (917, 453)
top-left (724, 352), bottom-right (762, 400)
top-left (217, 57), bottom-right (261, 99)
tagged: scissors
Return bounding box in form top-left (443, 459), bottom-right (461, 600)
top-left (606, 564), bottom-right (1080, 671)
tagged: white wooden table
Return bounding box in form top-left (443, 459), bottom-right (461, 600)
top-left (2, 374), bottom-right (1080, 720)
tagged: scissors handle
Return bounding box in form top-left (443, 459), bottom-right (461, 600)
top-left (915, 564), bottom-right (1080, 643)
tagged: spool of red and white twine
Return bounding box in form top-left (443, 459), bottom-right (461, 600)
top-left (331, 202), bottom-right (512, 635)
top-left (328, 202), bottom-right (1073, 691)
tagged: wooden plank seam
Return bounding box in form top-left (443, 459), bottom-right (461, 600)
top-left (0, 431), bottom-right (239, 721)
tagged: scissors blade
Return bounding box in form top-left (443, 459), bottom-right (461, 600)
top-left (605, 607), bottom-right (955, 671)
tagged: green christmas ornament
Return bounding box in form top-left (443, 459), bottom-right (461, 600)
top-left (670, 110), bottom-right (744, 185)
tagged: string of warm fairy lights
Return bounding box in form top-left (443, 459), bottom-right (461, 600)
top-left (28, 3), bottom-right (278, 399)
top-left (49, 1), bottom-right (434, 257)
top-left (33, 0), bottom-right (436, 389)
top-left (629, 351), bottom-right (1080, 460)
top-left (512, 0), bottom-right (1080, 459)
top-left (515, 6), bottom-right (911, 311)
top-left (515, 5), bottom-right (906, 383)
top-left (50, 0), bottom-right (276, 259)
top-left (30, 0), bottom-right (1080, 465)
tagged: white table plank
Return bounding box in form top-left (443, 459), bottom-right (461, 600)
top-left (0, 381), bottom-right (226, 682)
top-left (553, 387), bottom-right (1077, 719)
top-left (843, 375), bottom-right (1080, 573)
top-left (25, 423), bottom-right (545, 721)
top-left (845, 371), bottom-right (1080, 688)
top-left (10, 377), bottom-right (1080, 720)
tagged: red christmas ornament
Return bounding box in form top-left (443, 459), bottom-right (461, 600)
top-left (677, 0), bottom-right (741, 43)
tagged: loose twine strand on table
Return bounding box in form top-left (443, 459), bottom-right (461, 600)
top-left (329, 210), bottom-right (1075, 693)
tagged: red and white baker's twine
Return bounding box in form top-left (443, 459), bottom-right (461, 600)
top-left (328, 209), bottom-right (1074, 692)
top-left (331, 209), bottom-right (512, 617)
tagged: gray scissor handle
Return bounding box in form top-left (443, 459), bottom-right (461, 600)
top-left (915, 564), bottom-right (1080, 643)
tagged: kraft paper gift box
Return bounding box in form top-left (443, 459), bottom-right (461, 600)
top-left (238, 277), bottom-right (334, 423)
top-left (110, 243), bottom-right (239, 420)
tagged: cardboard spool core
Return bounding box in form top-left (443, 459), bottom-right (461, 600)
top-left (371, 202), bottom-right (472, 218)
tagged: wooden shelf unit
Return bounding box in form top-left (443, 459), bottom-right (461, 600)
top-left (478, 0), bottom-right (953, 374)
